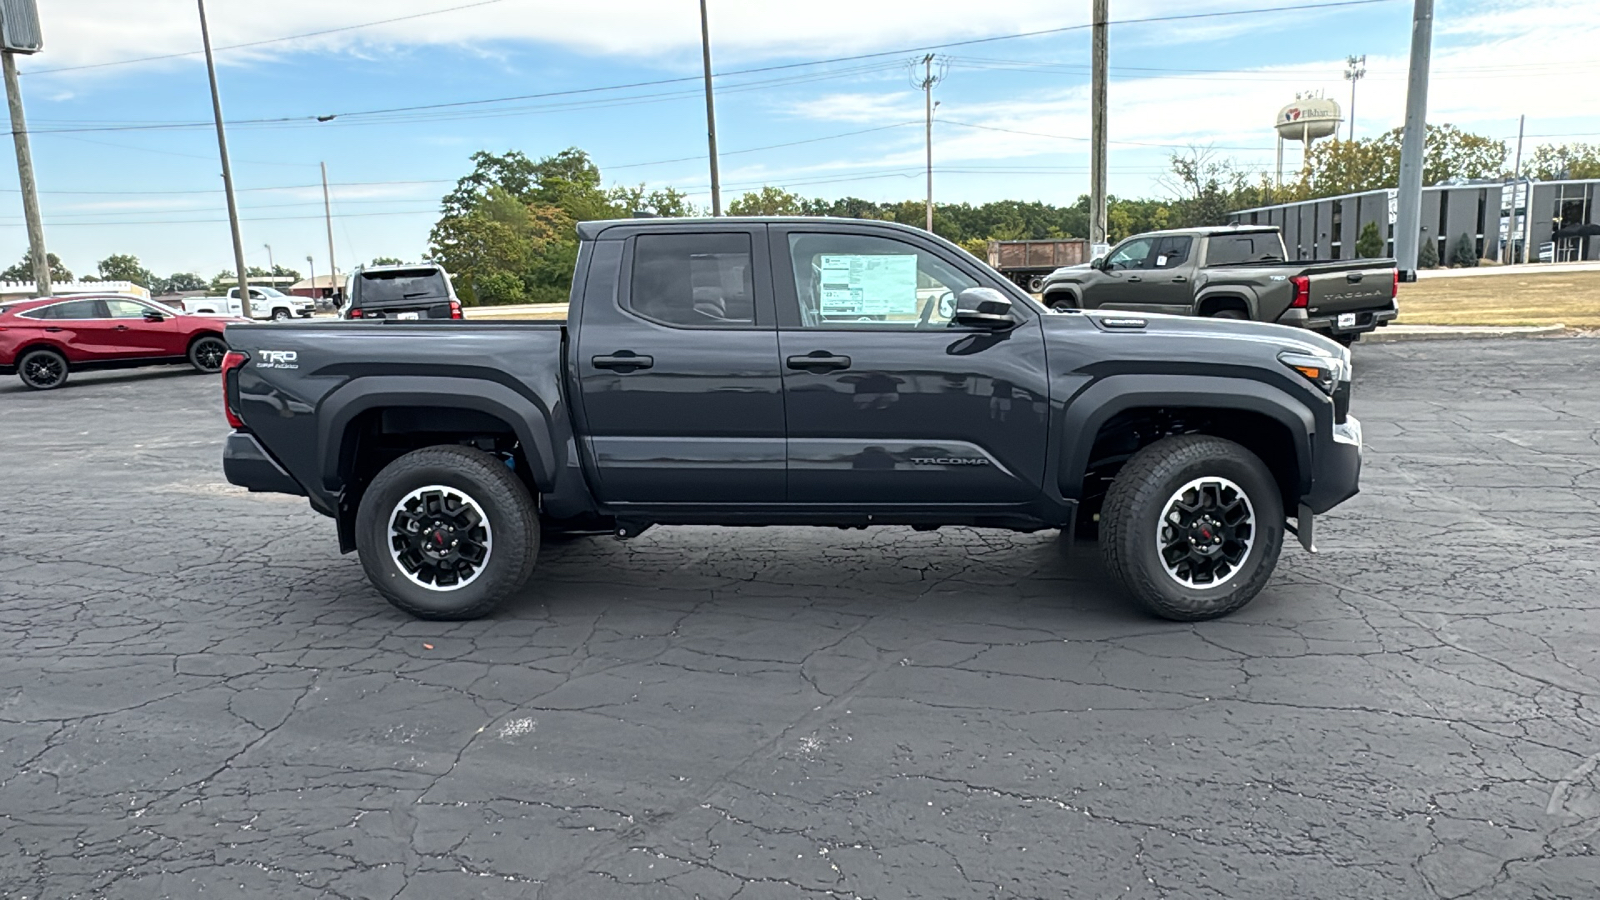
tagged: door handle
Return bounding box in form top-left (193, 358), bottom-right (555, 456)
top-left (1171, 276), bottom-right (1188, 283)
top-left (592, 351), bottom-right (654, 372)
top-left (1127, 275), bottom-right (1142, 283)
top-left (114, 325), bottom-right (130, 331)
top-left (786, 351), bottom-right (852, 372)
top-left (1346, 272), bottom-right (1365, 283)
top-left (43, 327), bottom-right (63, 333)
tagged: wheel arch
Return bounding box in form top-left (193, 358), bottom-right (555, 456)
top-left (1041, 284), bottom-right (1082, 309)
top-left (1195, 290), bottom-right (1256, 318)
top-left (13, 339), bottom-right (71, 363)
top-left (1057, 374), bottom-right (1313, 514)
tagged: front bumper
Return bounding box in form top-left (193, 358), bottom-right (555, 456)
top-left (223, 432), bottom-right (305, 496)
top-left (1303, 414), bottom-right (1362, 514)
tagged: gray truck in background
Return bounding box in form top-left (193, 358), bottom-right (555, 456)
top-left (1039, 226), bottom-right (1398, 345)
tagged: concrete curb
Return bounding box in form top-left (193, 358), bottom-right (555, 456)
top-left (1365, 324), bottom-right (1567, 343)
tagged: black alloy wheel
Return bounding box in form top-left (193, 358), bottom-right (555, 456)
top-left (189, 335), bottom-right (229, 373)
top-left (18, 348), bottom-right (68, 390)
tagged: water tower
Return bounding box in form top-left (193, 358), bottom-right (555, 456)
top-left (1275, 92), bottom-right (1342, 185)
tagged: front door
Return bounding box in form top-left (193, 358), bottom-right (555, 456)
top-left (575, 226), bottom-right (785, 505)
top-left (102, 298), bottom-right (182, 357)
top-left (1084, 235), bottom-right (1156, 310)
top-left (771, 226), bottom-right (1051, 507)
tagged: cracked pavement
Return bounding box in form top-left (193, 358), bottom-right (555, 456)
top-left (1, 338), bottom-right (1596, 899)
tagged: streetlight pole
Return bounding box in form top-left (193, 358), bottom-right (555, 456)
top-left (321, 162), bottom-right (339, 304)
top-left (306, 254), bottom-right (316, 309)
top-left (197, 0), bottom-right (251, 318)
top-left (264, 243), bottom-right (274, 281)
top-left (1343, 54), bottom-right (1366, 142)
top-left (1393, 0), bottom-right (1433, 274)
top-left (698, 0), bottom-right (722, 217)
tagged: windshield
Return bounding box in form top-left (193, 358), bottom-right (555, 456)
top-left (357, 269), bottom-right (450, 304)
top-left (255, 287), bottom-right (287, 298)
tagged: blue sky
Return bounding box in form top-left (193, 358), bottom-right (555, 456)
top-left (4, 0), bottom-right (1596, 280)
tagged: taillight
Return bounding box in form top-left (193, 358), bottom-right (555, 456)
top-left (221, 350), bottom-right (247, 428)
top-left (1391, 268), bottom-right (1399, 299)
top-left (348, 308), bottom-right (362, 318)
top-left (1289, 275), bottom-right (1310, 309)
top-left (449, 300), bottom-right (463, 320)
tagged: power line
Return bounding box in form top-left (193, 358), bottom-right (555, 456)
top-left (940, 119), bottom-right (1269, 152)
top-left (9, 0), bottom-right (1401, 138)
top-left (20, 0), bottom-right (511, 77)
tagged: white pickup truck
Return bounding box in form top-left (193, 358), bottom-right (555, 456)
top-left (182, 287), bottom-right (315, 321)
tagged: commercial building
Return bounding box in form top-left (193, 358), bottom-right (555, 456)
top-left (1228, 178), bottom-right (1600, 264)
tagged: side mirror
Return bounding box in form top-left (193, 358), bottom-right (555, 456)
top-left (952, 287), bottom-right (1015, 327)
top-left (143, 312), bottom-right (165, 322)
top-left (1090, 257), bottom-right (1105, 270)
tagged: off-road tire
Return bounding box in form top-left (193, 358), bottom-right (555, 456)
top-left (1209, 309), bottom-right (1249, 320)
top-left (1100, 435), bottom-right (1283, 621)
top-left (18, 347), bottom-right (68, 390)
top-left (272, 308), bottom-right (292, 321)
top-left (355, 445), bottom-right (539, 620)
top-left (188, 334), bottom-right (229, 373)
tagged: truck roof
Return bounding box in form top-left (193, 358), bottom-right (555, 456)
top-left (1129, 225), bottom-right (1281, 239)
top-left (576, 216), bottom-right (937, 241)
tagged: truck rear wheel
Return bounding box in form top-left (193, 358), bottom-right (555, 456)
top-left (1100, 435), bottom-right (1283, 621)
top-left (355, 445), bottom-right (539, 620)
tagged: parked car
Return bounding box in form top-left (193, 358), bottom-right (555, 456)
top-left (1, 294), bottom-right (243, 390)
top-left (1039, 226), bottom-right (1399, 345)
top-left (182, 286), bottom-right (315, 321)
top-left (222, 217), bottom-right (1362, 624)
top-left (341, 263), bottom-right (462, 320)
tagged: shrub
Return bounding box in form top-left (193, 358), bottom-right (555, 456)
top-left (1418, 234), bottom-right (1439, 268)
top-left (1355, 221), bottom-right (1384, 258)
top-left (1451, 232), bottom-right (1478, 268)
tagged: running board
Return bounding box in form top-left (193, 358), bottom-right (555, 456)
top-left (1285, 504), bottom-right (1316, 553)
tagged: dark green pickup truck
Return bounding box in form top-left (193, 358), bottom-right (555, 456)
top-left (1039, 226), bottom-right (1399, 345)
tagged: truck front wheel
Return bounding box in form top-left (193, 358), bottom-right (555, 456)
top-left (355, 445), bottom-right (540, 620)
top-left (1100, 435), bottom-right (1283, 621)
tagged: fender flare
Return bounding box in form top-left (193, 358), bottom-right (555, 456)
top-left (317, 376), bottom-right (560, 494)
top-left (1194, 287), bottom-right (1260, 319)
top-left (1040, 283), bottom-right (1083, 309)
top-left (1055, 373), bottom-right (1315, 500)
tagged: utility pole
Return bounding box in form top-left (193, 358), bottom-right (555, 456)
top-left (1343, 54), bottom-right (1366, 142)
top-left (1393, 0), bottom-right (1432, 274)
top-left (321, 162), bottom-right (339, 305)
top-left (3, 52), bottom-right (48, 295)
top-left (1089, 0), bottom-right (1109, 254)
top-left (698, 0), bottom-right (721, 217)
top-left (1510, 114), bottom-right (1525, 264)
top-left (198, 0), bottom-right (251, 318)
top-left (913, 54), bottom-right (945, 233)
top-left (306, 254), bottom-right (316, 308)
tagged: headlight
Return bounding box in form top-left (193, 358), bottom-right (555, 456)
top-left (1278, 350), bottom-right (1351, 395)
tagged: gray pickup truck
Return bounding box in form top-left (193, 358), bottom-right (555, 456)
top-left (1039, 226), bottom-right (1398, 345)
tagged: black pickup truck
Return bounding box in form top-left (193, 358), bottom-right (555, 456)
top-left (222, 217), bottom-right (1362, 623)
top-left (1039, 226), bottom-right (1399, 345)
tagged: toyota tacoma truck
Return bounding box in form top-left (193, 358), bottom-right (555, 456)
top-left (1038, 225), bottom-right (1398, 345)
top-left (221, 217), bottom-right (1362, 623)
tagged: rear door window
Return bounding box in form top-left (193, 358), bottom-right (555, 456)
top-left (1207, 235), bottom-right (1285, 265)
top-left (627, 233), bottom-right (756, 328)
top-left (25, 299), bottom-right (105, 320)
top-left (1151, 236), bottom-right (1193, 269)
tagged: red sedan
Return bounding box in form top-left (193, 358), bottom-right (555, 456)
top-left (0, 294), bottom-right (245, 390)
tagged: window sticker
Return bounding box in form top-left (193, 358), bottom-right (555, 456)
top-left (817, 254), bottom-right (918, 318)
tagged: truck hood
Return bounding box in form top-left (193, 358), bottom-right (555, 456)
top-left (1053, 308), bottom-right (1350, 362)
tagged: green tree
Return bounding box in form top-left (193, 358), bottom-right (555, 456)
top-left (369, 256), bottom-right (407, 267)
top-left (1417, 233), bottom-right (1439, 268)
top-left (97, 253), bottom-right (152, 287)
top-left (1450, 232), bottom-right (1478, 268)
top-left (1296, 124), bottom-right (1507, 200)
top-left (609, 184), bottom-right (698, 217)
top-left (2, 252), bottom-right (72, 283)
top-left (1355, 221), bottom-right (1384, 258)
top-left (1525, 143), bottom-right (1600, 180)
top-left (728, 186), bottom-right (808, 216)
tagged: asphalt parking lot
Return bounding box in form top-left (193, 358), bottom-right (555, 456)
top-left (2, 338), bottom-right (1597, 899)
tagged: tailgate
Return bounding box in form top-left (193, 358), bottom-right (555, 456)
top-left (1307, 266), bottom-right (1394, 315)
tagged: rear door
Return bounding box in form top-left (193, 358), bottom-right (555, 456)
top-left (574, 225), bottom-right (785, 505)
top-left (771, 224), bottom-right (1050, 506)
top-left (23, 298), bottom-right (111, 362)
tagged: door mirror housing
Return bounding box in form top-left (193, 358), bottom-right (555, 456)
top-left (143, 312), bottom-right (166, 322)
top-left (952, 287), bottom-right (1015, 327)
top-left (1090, 256), bottom-right (1105, 270)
